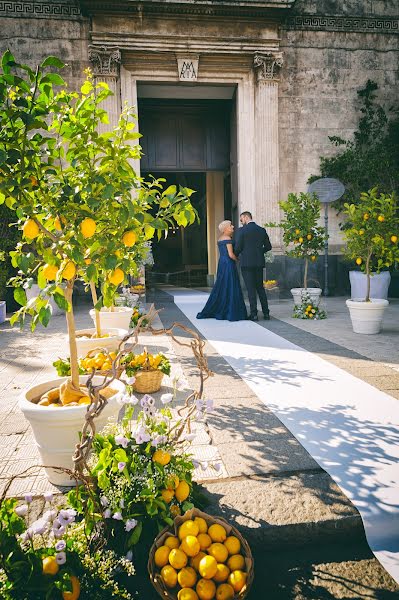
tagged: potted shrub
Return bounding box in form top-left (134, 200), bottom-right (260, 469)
top-left (266, 192), bottom-right (327, 305)
top-left (343, 188), bottom-right (399, 334)
top-left (0, 52), bottom-right (196, 482)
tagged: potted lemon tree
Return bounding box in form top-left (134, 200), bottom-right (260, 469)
top-left (344, 188), bottom-right (399, 334)
top-left (267, 192), bottom-right (327, 305)
top-left (0, 51), bottom-right (196, 484)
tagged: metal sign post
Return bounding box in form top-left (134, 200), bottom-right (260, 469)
top-left (307, 178), bottom-right (345, 296)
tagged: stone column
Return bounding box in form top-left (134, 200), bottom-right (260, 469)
top-left (88, 45), bottom-right (121, 130)
top-left (253, 51), bottom-right (283, 248)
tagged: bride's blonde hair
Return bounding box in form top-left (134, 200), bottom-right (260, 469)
top-left (218, 220), bottom-right (231, 234)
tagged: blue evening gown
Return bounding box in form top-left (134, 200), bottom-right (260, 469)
top-left (197, 240), bottom-right (248, 321)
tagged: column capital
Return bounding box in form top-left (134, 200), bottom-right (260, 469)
top-left (253, 51), bottom-right (283, 83)
top-left (88, 45), bottom-right (121, 77)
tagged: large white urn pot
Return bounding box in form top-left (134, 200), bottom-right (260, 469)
top-left (291, 288), bottom-right (322, 306)
top-left (74, 327), bottom-right (127, 357)
top-left (26, 284), bottom-right (64, 317)
top-left (90, 306), bottom-right (133, 331)
top-left (20, 375), bottom-right (125, 486)
top-left (349, 271), bottom-right (391, 300)
top-left (346, 299), bottom-right (389, 335)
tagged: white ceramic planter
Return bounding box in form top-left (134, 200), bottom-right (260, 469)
top-left (349, 271), bottom-right (391, 300)
top-left (20, 375), bottom-right (125, 486)
top-left (26, 284), bottom-right (64, 317)
top-left (90, 306), bottom-right (133, 331)
top-left (291, 288), bottom-right (322, 306)
top-left (0, 300), bottom-right (6, 324)
top-left (346, 298), bottom-right (389, 335)
top-left (74, 327), bottom-right (127, 357)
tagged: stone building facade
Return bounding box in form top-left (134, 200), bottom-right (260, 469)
top-left (2, 0), bottom-right (398, 291)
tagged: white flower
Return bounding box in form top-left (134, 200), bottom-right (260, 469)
top-left (140, 394), bottom-right (155, 408)
top-left (100, 496), bottom-right (109, 507)
top-left (31, 519), bottom-right (48, 535)
top-left (58, 509), bottom-right (76, 527)
top-left (125, 519), bottom-right (137, 532)
top-left (55, 540), bottom-right (66, 552)
top-left (151, 434), bottom-right (167, 447)
top-left (56, 551), bottom-right (66, 565)
top-left (118, 461), bottom-right (126, 471)
top-left (161, 393), bottom-right (173, 405)
top-left (201, 462), bottom-right (209, 471)
top-left (213, 462), bottom-right (222, 472)
top-left (42, 510), bottom-right (57, 522)
top-left (52, 520), bottom-right (66, 538)
top-left (113, 512), bottom-right (123, 521)
top-left (144, 405), bottom-right (155, 417)
top-left (134, 427), bottom-right (151, 444)
top-left (128, 394), bottom-right (139, 405)
top-left (125, 550), bottom-right (133, 562)
top-left (21, 529), bottom-right (33, 542)
top-left (103, 509), bottom-right (112, 519)
top-left (115, 435), bottom-right (129, 448)
top-left (206, 399), bottom-right (215, 413)
top-left (192, 460), bottom-right (200, 469)
top-left (43, 492), bottom-right (53, 503)
top-left (126, 376), bottom-right (136, 385)
top-left (24, 494), bottom-right (33, 504)
top-left (15, 504), bottom-right (28, 517)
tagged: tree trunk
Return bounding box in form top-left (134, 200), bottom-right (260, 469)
top-left (90, 282), bottom-right (101, 337)
top-left (365, 253), bottom-right (371, 302)
top-left (304, 258), bottom-right (309, 289)
top-left (64, 282), bottom-right (79, 388)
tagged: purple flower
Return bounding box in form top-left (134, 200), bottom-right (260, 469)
top-left (15, 504), bottom-right (28, 517)
top-left (43, 492), bottom-right (53, 503)
top-left (126, 376), bottom-right (136, 385)
top-left (115, 435), bottom-right (129, 448)
top-left (100, 496), bottom-right (109, 507)
top-left (113, 512), bottom-right (123, 521)
top-left (161, 393), bottom-right (173, 405)
top-left (24, 494), bottom-right (33, 504)
top-left (58, 509), bottom-right (76, 527)
top-left (21, 528), bottom-right (33, 542)
top-left (52, 519), bottom-right (66, 539)
top-left (214, 462), bottom-right (222, 472)
top-left (103, 509), bottom-right (112, 519)
top-left (201, 462), bottom-right (209, 471)
top-left (192, 459), bottom-right (200, 469)
top-left (152, 434), bottom-right (167, 447)
top-left (55, 540), bottom-right (66, 552)
top-left (128, 394), bottom-right (139, 405)
top-left (118, 462), bottom-right (126, 472)
top-left (140, 394), bottom-right (155, 408)
top-left (31, 519), bottom-right (47, 535)
top-left (125, 518), bottom-right (137, 532)
top-left (144, 405), bottom-right (155, 417)
top-left (56, 551), bottom-right (66, 565)
top-left (42, 509), bottom-right (57, 522)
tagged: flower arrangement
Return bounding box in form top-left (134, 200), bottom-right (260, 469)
top-left (130, 307), bottom-right (149, 329)
top-left (121, 350), bottom-right (171, 377)
top-left (0, 493), bottom-right (136, 599)
top-left (263, 279), bottom-right (278, 290)
top-left (292, 292), bottom-right (327, 320)
top-left (130, 284), bottom-right (146, 296)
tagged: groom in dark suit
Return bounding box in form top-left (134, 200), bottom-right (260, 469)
top-left (234, 211), bottom-right (272, 321)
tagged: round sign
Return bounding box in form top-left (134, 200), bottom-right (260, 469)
top-left (308, 178), bottom-right (345, 204)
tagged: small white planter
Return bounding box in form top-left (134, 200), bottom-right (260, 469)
top-left (349, 271), bottom-right (391, 300)
top-left (90, 306), bottom-right (133, 331)
top-left (74, 327), bottom-right (127, 357)
top-left (291, 288), bottom-right (322, 306)
top-left (346, 298), bottom-right (389, 335)
top-left (0, 300), bottom-right (6, 324)
top-left (20, 375), bottom-right (125, 486)
top-left (26, 284), bottom-right (64, 317)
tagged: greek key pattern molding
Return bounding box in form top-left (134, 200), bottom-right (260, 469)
top-left (286, 15), bottom-right (399, 34)
top-left (0, 1), bottom-right (81, 19)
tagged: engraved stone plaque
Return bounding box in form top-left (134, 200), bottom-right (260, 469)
top-left (308, 177), bottom-right (345, 203)
top-left (177, 57), bottom-right (199, 81)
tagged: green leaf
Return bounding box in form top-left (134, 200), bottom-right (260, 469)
top-left (127, 521), bottom-right (143, 546)
top-left (144, 225), bottom-right (155, 240)
top-left (39, 305), bottom-right (51, 327)
top-left (53, 292), bottom-right (68, 311)
top-left (14, 288), bottom-right (27, 306)
top-left (2, 50), bottom-right (16, 74)
top-left (37, 269), bottom-right (46, 290)
top-left (40, 73), bottom-right (65, 86)
top-left (41, 56), bottom-right (65, 69)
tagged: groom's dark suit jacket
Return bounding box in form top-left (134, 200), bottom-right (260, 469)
top-left (234, 221), bottom-right (272, 267)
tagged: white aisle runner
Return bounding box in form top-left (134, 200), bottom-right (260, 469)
top-left (171, 290), bottom-right (399, 583)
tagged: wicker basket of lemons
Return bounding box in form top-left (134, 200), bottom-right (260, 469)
top-left (148, 508), bottom-right (254, 600)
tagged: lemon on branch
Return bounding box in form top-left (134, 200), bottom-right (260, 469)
top-left (60, 261), bottom-right (77, 280)
top-left (108, 268), bottom-right (125, 286)
top-left (122, 230), bottom-right (137, 247)
top-left (80, 217), bottom-right (96, 238)
top-left (42, 264), bottom-right (59, 281)
top-left (42, 556), bottom-right (59, 576)
top-left (62, 575), bottom-right (80, 600)
top-left (23, 219), bottom-right (40, 239)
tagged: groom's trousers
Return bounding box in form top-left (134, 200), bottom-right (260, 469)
top-left (241, 267), bottom-right (270, 317)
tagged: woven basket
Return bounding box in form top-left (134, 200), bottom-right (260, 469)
top-left (133, 369), bottom-right (164, 394)
top-left (148, 508), bottom-right (254, 600)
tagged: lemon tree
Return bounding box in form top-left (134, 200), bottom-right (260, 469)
top-left (266, 192), bottom-right (327, 289)
top-left (343, 188), bottom-right (399, 301)
top-left (0, 51), bottom-right (196, 388)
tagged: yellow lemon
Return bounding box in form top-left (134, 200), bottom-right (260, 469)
top-left (42, 264), bottom-right (58, 281)
top-left (165, 535), bottom-right (180, 550)
top-left (175, 480), bottom-right (190, 503)
top-left (295, 229), bottom-right (300, 234)
top-left (311, 255), bottom-right (317, 261)
top-left (378, 215), bottom-right (385, 222)
top-left (228, 570), bottom-right (247, 593)
top-left (181, 535), bottom-right (201, 558)
top-left (54, 216), bottom-right (62, 231)
top-left (178, 589), bottom-right (199, 600)
top-left (101, 361), bottom-right (112, 371)
top-left (42, 556), bottom-right (59, 576)
top-left (62, 575), bottom-right (80, 600)
top-left (154, 545), bottom-right (170, 568)
top-left (169, 548), bottom-right (188, 570)
top-left (166, 474), bottom-right (180, 490)
top-left (197, 533), bottom-right (212, 551)
top-left (208, 524), bottom-right (227, 544)
top-left (190, 551), bottom-right (206, 572)
top-left (196, 578), bottom-right (216, 600)
top-left (298, 237), bottom-right (303, 243)
top-left (359, 229), bottom-right (365, 235)
top-left (227, 554), bottom-right (245, 572)
top-left (307, 234), bottom-right (312, 240)
top-left (224, 536), bottom-right (241, 556)
top-left (363, 213), bottom-right (369, 220)
top-left (179, 520), bottom-right (199, 540)
top-left (109, 351), bottom-right (117, 360)
top-left (391, 235), bottom-right (398, 243)
top-left (161, 565), bottom-right (178, 588)
top-left (108, 268), bottom-right (124, 286)
top-left (80, 217), bottom-right (96, 238)
top-left (208, 543), bottom-right (228, 564)
top-left (213, 563), bottom-right (230, 583)
top-left (84, 258), bottom-right (91, 265)
top-left (23, 219), bottom-right (40, 239)
top-left (356, 257), bottom-right (362, 265)
top-left (60, 261), bottom-right (76, 280)
top-left (152, 449), bottom-right (171, 466)
top-left (216, 583), bottom-right (235, 600)
top-left (178, 566), bottom-right (198, 588)
top-left (161, 489), bottom-right (175, 504)
top-left (198, 555), bottom-right (218, 580)
top-left (170, 505), bottom-right (182, 518)
top-left (30, 175), bottom-right (39, 187)
top-left (122, 230), bottom-right (137, 247)
top-left (194, 517), bottom-right (208, 534)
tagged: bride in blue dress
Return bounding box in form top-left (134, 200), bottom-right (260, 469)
top-left (197, 220), bottom-right (248, 321)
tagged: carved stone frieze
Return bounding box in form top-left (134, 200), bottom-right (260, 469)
top-left (88, 45), bottom-right (121, 77)
top-left (285, 15), bottom-right (399, 34)
top-left (253, 51), bottom-right (283, 82)
top-left (0, 1), bottom-right (81, 19)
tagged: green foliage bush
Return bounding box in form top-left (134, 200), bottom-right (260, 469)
top-left (0, 204), bottom-right (20, 301)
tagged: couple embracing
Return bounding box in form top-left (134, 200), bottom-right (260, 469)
top-left (197, 211), bottom-right (272, 322)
